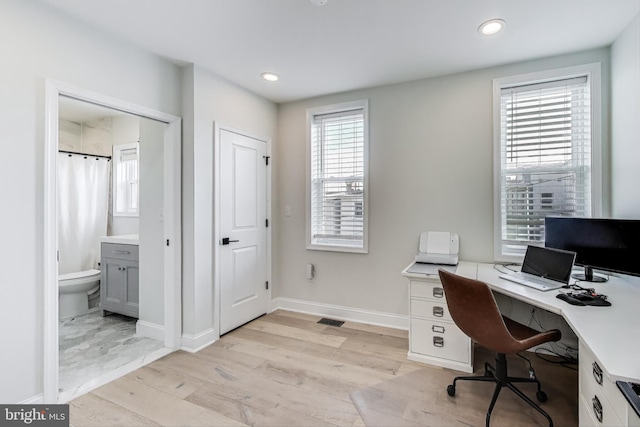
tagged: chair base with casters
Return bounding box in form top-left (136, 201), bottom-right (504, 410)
top-left (446, 352), bottom-right (553, 427)
top-left (437, 269), bottom-right (561, 427)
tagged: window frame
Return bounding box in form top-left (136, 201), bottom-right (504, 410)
top-left (493, 63), bottom-right (602, 262)
top-left (306, 99), bottom-right (369, 253)
top-left (112, 142), bottom-right (140, 217)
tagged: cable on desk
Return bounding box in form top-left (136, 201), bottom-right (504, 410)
top-left (493, 263), bottom-right (519, 274)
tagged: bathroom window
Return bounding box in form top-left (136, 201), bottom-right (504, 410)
top-left (113, 142), bottom-right (139, 217)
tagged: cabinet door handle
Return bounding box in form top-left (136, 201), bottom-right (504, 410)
top-left (114, 250), bottom-right (131, 255)
top-left (433, 287), bottom-right (444, 298)
top-left (433, 306), bottom-right (444, 317)
top-left (592, 361), bottom-right (603, 385)
top-left (433, 336), bottom-right (444, 347)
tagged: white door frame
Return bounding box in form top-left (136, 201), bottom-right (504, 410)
top-left (213, 122), bottom-right (271, 338)
top-left (43, 80), bottom-right (182, 402)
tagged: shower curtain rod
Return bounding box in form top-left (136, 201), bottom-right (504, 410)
top-left (58, 149), bottom-right (111, 160)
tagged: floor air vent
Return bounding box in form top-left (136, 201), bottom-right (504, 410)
top-left (318, 318), bottom-right (344, 327)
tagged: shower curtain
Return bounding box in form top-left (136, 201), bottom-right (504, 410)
top-left (57, 153), bottom-right (110, 275)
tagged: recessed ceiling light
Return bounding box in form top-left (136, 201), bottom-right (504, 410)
top-left (478, 19), bottom-right (505, 36)
top-left (261, 72), bottom-right (279, 82)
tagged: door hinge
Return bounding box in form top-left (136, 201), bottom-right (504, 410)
top-left (266, 281), bottom-right (269, 290)
top-left (263, 155), bottom-right (270, 166)
top-left (266, 219), bottom-right (269, 227)
top-left (166, 239), bottom-right (170, 246)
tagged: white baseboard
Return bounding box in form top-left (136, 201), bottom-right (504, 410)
top-left (136, 320), bottom-right (165, 341)
top-left (181, 328), bottom-right (218, 353)
top-left (270, 297), bottom-right (408, 330)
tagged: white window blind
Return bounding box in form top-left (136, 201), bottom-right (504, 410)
top-left (499, 75), bottom-right (592, 256)
top-left (310, 107), bottom-right (366, 250)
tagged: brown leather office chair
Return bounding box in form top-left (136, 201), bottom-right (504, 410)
top-left (438, 269), bottom-right (562, 427)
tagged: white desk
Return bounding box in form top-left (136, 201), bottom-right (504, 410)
top-left (403, 261), bottom-right (640, 426)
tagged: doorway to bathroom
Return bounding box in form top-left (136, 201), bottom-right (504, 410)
top-left (43, 81), bottom-right (182, 403)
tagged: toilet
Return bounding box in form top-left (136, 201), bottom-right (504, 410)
top-left (59, 269), bottom-right (101, 319)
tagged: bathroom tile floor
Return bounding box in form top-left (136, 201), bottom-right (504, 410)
top-left (59, 310), bottom-right (164, 395)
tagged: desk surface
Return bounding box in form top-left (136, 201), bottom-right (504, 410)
top-left (402, 261), bottom-right (640, 383)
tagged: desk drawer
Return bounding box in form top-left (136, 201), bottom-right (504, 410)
top-left (579, 342), bottom-right (628, 422)
top-left (410, 280), bottom-right (445, 300)
top-left (410, 317), bottom-right (470, 364)
top-left (410, 298), bottom-right (452, 322)
top-left (580, 368), bottom-right (623, 426)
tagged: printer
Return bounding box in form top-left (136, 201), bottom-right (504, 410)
top-left (414, 231), bottom-right (459, 266)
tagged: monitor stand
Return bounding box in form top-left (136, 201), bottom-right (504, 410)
top-left (572, 266), bottom-right (607, 283)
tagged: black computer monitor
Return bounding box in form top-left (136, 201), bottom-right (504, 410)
top-left (544, 216), bottom-right (640, 282)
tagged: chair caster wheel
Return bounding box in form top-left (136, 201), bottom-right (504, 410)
top-left (536, 391), bottom-right (548, 402)
top-left (447, 385), bottom-right (456, 396)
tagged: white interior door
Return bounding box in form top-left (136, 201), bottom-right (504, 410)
top-left (219, 128), bottom-right (268, 335)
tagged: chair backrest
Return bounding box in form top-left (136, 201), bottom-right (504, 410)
top-left (438, 269), bottom-right (521, 354)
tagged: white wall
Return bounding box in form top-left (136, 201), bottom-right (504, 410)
top-left (274, 48), bottom-right (610, 318)
top-left (139, 118), bottom-right (166, 327)
top-left (611, 14), bottom-right (640, 217)
top-left (180, 64), bottom-right (277, 348)
top-left (0, 0), bottom-right (181, 403)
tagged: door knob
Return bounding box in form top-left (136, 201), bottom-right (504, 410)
top-left (221, 237), bottom-right (239, 245)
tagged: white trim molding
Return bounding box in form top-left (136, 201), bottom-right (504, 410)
top-left (136, 320), bottom-right (165, 342)
top-left (181, 328), bottom-right (218, 353)
top-left (270, 297), bottom-right (409, 330)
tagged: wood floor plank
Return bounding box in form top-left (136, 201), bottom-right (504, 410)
top-left (243, 318), bottom-right (347, 348)
top-left (92, 377), bottom-right (247, 426)
top-left (222, 334), bottom-right (395, 387)
top-left (69, 393), bottom-right (159, 427)
top-left (230, 326), bottom-right (403, 376)
top-left (126, 363), bottom-right (207, 399)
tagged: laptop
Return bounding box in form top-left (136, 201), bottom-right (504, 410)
top-left (499, 245), bottom-right (576, 291)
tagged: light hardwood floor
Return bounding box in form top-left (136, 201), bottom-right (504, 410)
top-left (69, 310), bottom-right (577, 426)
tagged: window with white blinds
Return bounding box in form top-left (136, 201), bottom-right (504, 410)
top-left (307, 100), bottom-right (368, 252)
top-left (495, 66), bottom-right (600, 259)
top-left (113, 142), bottom-right (139, 217)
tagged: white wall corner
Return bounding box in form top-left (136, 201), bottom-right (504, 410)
top-left (136, 320), bottom-right (165, 342)
top-left (180, 328), bottom-right (218, 353)
top-left (269, 297), bottom-right (409, 330)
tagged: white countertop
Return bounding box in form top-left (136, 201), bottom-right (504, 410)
top-left (100, 234), bottom-right (139, 245)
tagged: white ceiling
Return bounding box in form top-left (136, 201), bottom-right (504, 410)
top-left (41, 0), bottom-right (639, 103)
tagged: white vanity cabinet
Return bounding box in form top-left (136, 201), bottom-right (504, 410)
top-left (403, 264), bottom-right (474, 373)
top-left (100, 242), bottom-right (139, 318)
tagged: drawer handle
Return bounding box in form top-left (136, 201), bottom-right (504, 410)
top-left (433, 306), bottom-right (444, 317)
top-left (433, 336), bottom-right (444, 347)
top-left (592, 361), bottom-right (603, 385)
top-left (432, 325), bottom-right (445, 334)
top-left (592, 395), bottom-right (603, 423)
top-left (433, 287), bottom-right (444, 298)
top-left (114, 250), bottom-right (131, 255)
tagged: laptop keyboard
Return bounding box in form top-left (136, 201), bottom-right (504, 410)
top-left (499, 272), bottom-right (565, 291)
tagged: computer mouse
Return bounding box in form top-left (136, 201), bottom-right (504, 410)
top-left (556, 293), bottom-right (586, 306)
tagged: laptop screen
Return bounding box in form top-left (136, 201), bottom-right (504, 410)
top-left (521, 246), bottom-right (576, 284)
